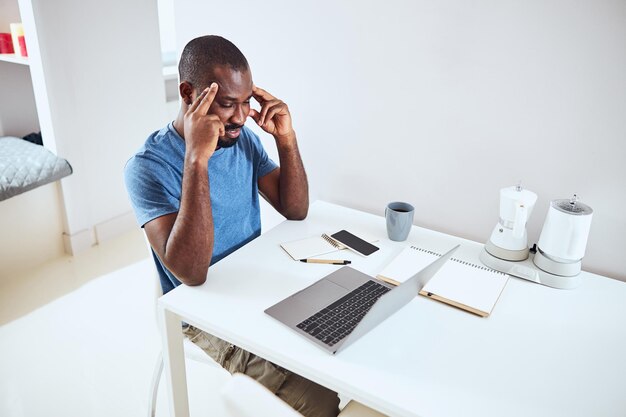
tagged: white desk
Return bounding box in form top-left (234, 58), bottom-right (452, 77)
top-left (159, 201), bottom-right (626, 417)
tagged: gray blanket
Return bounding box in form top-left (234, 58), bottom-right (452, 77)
top-left (0, 137), bottom-right (73, 201)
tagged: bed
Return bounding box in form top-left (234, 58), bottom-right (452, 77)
top-left (0, 136), bottom-right (73, 201)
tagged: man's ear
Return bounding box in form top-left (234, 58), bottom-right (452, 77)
top-left (179, 81), bottom-right (194, 106)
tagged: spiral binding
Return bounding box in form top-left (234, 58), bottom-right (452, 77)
top-left (409, 245), bottom-right (506, 276)
top-left (322, 233), bottom-right (342, 248)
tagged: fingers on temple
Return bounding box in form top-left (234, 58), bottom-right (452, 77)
top-left (252, 85), bottom-right (275, 103)
top-left (187, 88), bottom-right (208, 113)
top-left (258, 100), bottom-right (282, 125)
top-left (263, 103), bottom-right (285, 125)
top-left (196, 83), bottom-right (219, 114)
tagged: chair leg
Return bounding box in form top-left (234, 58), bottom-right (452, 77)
top-left (148, 351), bottom-right (164, 417)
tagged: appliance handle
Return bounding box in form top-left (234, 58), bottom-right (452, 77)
top-left (513, 203), bottom-right (527, 239)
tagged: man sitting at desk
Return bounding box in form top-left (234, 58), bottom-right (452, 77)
top-left (125, 35), bottom-right (340, 416)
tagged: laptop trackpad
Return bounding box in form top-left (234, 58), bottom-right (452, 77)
top-left (294, 279), bottom-right (348, 308)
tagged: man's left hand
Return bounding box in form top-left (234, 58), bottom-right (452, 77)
top-left (249, 86), bottom-right (295, 142)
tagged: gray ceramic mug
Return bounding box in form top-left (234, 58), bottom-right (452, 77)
top-left (386, 202), bottom-right (415, 241)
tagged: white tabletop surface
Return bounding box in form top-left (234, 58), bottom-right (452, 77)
top-left (159, 201), bottom-right (626, 417)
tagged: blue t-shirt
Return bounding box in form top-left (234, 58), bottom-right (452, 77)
top-left (124, 123), bottom-right (278, 294)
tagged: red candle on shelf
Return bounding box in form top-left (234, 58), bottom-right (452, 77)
top-left (18, 35), bottom-right (27, 57)
top-left (0, 33), bottom-right (14, 54)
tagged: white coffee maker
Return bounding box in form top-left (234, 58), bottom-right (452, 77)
top-left (533, 194), bottom-right (593, 277)
top-left (484, 184), bottom-right (537, 262)
top-left (481, 188), bottom-right (594, 290)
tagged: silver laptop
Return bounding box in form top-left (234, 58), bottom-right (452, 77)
top-left (265, 245), bottom-right (459, 354)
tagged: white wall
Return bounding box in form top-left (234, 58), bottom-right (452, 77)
top-left (26, 0), bottom-right (167, 250)
top-left (174, 0), bottom-right (626, 281)
top-left (157, 0), bottom-right (177, 57)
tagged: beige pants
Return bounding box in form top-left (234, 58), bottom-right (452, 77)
top-left (183, 325), bottom-right (340, 417)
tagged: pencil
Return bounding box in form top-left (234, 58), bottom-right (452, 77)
top-left (299, 259), bottom-right (351, 265)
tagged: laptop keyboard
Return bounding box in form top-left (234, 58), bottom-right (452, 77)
top-left (296, 280), bottom-right (391, 347)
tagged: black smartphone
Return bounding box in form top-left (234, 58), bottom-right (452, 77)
top-left (331, 230), bottom-right (379, 256)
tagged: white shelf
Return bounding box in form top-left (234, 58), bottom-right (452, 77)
top-left (0, 53), bottom-right (29, 65)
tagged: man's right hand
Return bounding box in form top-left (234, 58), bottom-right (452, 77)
top-left (146, 82), bottom-right (222, 286)
top-left (183, 83), bottom-right (224, 161)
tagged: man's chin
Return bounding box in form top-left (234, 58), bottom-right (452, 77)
top-left (217, 136), bottom-right (240, 149)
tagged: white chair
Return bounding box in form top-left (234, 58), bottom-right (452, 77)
top-left (145, 233), bottom-right (230, 417)
top-left (144, 233), bottom-right (386, 417)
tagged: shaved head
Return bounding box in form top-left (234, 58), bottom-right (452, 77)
top-left (178, 35), bottom-right (249, 92)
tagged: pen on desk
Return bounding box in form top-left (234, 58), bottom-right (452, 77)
top-left (300, 259), bottom-right (351, 265)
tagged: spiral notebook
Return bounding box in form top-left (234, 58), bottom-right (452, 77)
top-left (376, 245), bottom-right (509, 317)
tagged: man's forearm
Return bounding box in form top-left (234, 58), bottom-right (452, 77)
top-left (162, 156), bottom-right (214, 285)
top-left (275, 131), bottom-right (309, 219)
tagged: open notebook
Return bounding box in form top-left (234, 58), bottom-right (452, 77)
top-left (377, 245), bottom-right (509, 317)
top-left (280, 233), bottom-right (346, 260)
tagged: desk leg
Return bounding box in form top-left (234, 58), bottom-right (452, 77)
top-left (158, 306), bottom-right (189, 417)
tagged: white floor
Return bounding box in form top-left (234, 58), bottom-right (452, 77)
top-left (0, 202), bottom-right (288, 417)
top-left (0, 228), bottom-right (160, 417)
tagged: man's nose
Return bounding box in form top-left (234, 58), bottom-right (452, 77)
top-left (231, 105), bottom-right (246, 125)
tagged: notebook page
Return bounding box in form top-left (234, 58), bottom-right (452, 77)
top-left (377, 247), bottom-right (437, 284)
top-left (377, 245), bottom-right (509, 316)
top-left (280, 235), bottom-right (341, 260)
top-left (421, 261), bottom-right (508, 316)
